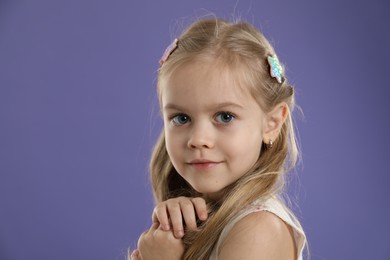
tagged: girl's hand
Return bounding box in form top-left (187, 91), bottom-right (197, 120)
top-left (136, 222), bottom-right (185, 260)
top-left (152, 196), bottom-right (208, 238)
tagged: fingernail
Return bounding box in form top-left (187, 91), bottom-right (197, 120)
top-left (175, 230), bottom-right (184, 237)
top-left (164, 224), bottom-right (170, 230)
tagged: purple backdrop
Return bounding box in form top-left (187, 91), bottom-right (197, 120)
top-left (1, 0), bottom-right (389, 259)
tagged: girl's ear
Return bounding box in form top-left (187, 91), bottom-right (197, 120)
top-left (262, 102), bottom-right (289, 143)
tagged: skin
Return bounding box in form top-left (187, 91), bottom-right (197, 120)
top-left (134, 208), bottom-right (296, 260)
top-left (162, 59), bottom-right (267, 200)
top-left (152, 196), bottom-right (208, 238)
top-left (218, 211), bottom-right (297, 259)
top-left (135, 223), bottom-right (184, 260)
top-left (135, 58), bottom-right (292, 259)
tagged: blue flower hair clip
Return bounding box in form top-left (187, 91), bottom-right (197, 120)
top-left (267, 55), bottom-right (283, 83)
top-left (159, 38), bottom-right (178, 66)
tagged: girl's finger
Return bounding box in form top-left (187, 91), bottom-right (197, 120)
top-left (152, 204), bottom-right (170, 231)
top-left (166, 202), bottom-right (184, 238)
top-left (180, 199), bottom-right (197, 231)
top-left (149, 221), bottom-right (160, 231)
top-left (192, 197), bottom-right (208, 221)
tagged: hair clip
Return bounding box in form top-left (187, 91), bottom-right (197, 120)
top-left (267, 55), bottom-right (283, 83)
top-left (159, 38), bottom-right (179, 66)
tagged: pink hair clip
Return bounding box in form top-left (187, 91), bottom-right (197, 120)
top-left (159, 38), bottom-right (178, 66)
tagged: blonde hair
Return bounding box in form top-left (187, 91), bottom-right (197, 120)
top-left (151, 18), bottom-right (301, 259)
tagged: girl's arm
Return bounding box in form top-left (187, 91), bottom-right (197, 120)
top-left (218, 211), bottom-right (297, 260)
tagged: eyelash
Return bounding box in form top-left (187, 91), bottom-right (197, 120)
top-left (169, 111), bottom-right (237, 126)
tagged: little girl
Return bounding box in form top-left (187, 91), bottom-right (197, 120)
top-left (131, 17), bottom-right (307, 260)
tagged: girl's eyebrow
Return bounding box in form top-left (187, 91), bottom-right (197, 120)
top-left (163, 102), bottom-right (245, 111)
top-left (163, 103), bottom-right (182, 110)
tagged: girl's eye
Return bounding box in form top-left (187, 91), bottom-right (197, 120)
top-left (215, 112), bottom-right (235, 124)
top-left (171, 114), bottom-right (190, 125)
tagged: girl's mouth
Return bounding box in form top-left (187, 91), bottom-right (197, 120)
top-left (187, 159), bottom-right (221, 170)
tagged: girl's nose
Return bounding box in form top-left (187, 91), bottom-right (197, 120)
top-left (187, 123), bottom-right (214, 149)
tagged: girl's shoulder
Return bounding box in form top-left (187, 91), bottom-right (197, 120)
top-left (210, 197), bottom-right (306, 260)
top-left (218, 209), bottom-right (297, 259)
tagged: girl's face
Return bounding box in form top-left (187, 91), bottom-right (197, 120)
top-left (161, 58), bottom-right (267, 200)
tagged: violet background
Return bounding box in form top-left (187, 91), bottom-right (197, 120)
top-left (1, 0), bottom-right (389, 259)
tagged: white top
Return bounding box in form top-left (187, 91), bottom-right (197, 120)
top-left (209, 197), bottom-right (306, 260)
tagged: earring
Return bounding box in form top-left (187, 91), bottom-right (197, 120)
top-left (268, 139), bottom-right (273, 149)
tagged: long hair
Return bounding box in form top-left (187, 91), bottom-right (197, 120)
top-left (151, 18), bottom-right (300, 259)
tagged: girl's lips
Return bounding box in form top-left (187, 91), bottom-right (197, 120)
top-left (187, 160), bottom-right (221, 170)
